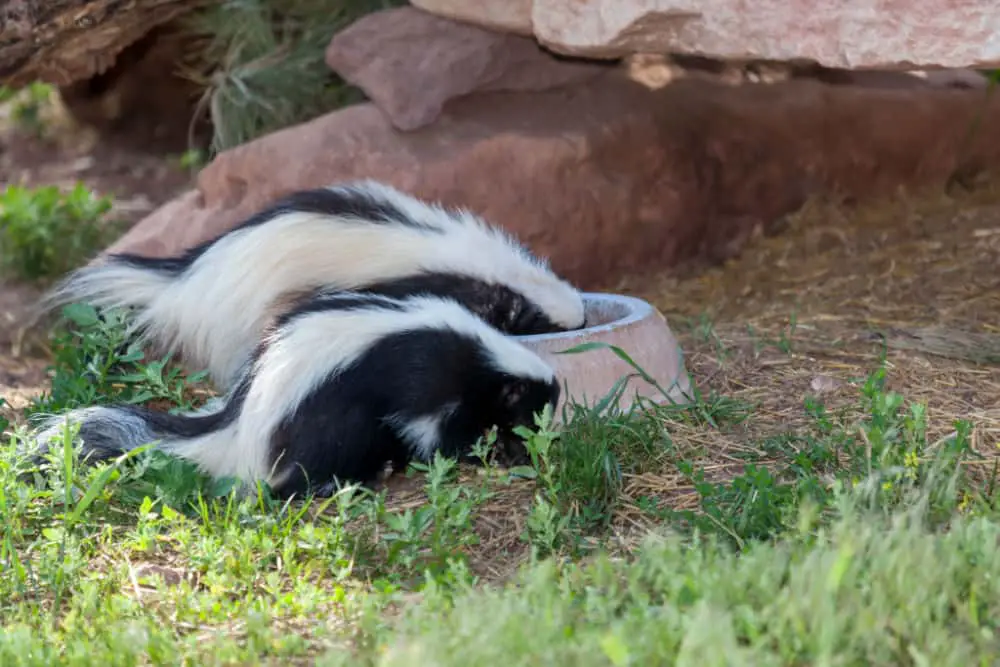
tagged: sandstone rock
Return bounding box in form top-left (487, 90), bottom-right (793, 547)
top-left (105, 70), bottom-right (1000, 289)
top-left (326, 6), bottom-right (606, 132)
top-left (409, 0), bottom-right (533, 36)
top-left (794, 67), bottom-right (992, 90)
top-left (531, 0), bottom-right (701, 60)
top-left (413, 0), bottom-right (1000, 69)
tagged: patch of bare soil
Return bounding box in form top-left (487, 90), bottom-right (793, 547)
top-left (0, 108), bottom-right (195, 419)
top-left (0, 282), bottom-right (48, 413)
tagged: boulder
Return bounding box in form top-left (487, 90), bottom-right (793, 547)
top-left (409, 0), bottom-right (533, 37)
top-left (325, 6), bottom-right (607, 132)
top-left (104, 69), bottom-right (1000, 289)
top-left (412, 0), bottom-right (1000, 69)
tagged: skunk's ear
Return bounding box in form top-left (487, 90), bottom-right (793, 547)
top-left (499, 379), bottom-right (529, 410)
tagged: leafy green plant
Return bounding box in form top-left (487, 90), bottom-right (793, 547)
top-left (846, 366), bottom-right (975, 522)
top-left (11, 302), bottom-right (221, 517)
top-left (378, 455), bottom-right (489, 583)
top-left (367, 433), bottom-right (511, 586)
top-left (661, 361), bottom-right (979, 550)
top-left (3, 81), bottom-right (55, 137)
top-left (340, 499), bottom-right (1000, 667)
top-left (28, 303), bottom-right (208, 417)
top-left (0, 184), bottom-right (121, 282)
top-left (174, 148), bottom-right (207, 172)
top-left (516, 406), bottom-right (575, 557)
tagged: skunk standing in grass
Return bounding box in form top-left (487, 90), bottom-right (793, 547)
top-left (43, 180), bottom-right (585, 391)
top-left (29, 292), bottom-right (561, 499)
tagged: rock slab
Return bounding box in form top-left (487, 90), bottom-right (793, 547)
top-left (105, 70), bottom-right (1000, 290)
top-left (409, 0), bottom-right (534, 36)
top-left (325, 6), bottom-right (607, 132)
top-left (412, 0), bottom-right (1000, 69)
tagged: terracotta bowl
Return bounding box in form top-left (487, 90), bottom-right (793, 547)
top-left (516, 293), bottom-right (694, 420)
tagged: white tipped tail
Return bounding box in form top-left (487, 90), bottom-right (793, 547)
top-left (41, 258), bottom-right (201, 376)
top-left (43, 259), bottom-right (174, 318)
top-left (29, 406), bottom-right (162, 460)
top-left (28, 402), bottom-right (255, 484)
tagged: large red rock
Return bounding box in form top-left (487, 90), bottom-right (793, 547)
top-left (325, 6), bottom-right (606, 132)
top-left (105, 70), bottom-right (1000, 289)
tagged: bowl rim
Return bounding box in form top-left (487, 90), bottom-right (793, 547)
top-left (515, 292), bottom-right (654, 343)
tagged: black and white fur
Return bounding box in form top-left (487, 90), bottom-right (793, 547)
top-left (43, 180), bottom-right (585, 391)
top-left (29, 292), bottom-right (561, 499)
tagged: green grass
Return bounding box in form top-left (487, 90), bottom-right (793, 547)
top-left (2, 304), bottom-right (999, 665)
top-left (0, 184), bottom-right (124, 283)
top-left (181, 0), bottom-right (405, 155)
top-left (350, 504), bottom-right (1000, 667)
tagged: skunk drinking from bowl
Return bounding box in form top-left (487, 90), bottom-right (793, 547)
top-left (30, 292), bottom-right (562, 498)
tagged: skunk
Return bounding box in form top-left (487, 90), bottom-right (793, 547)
top-left (29, 292), bottom-right (561, 499)
top-left (43, 180), bottom-right (585, 391)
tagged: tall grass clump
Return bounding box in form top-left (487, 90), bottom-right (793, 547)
top-left (181, 0), bottom-right (405, 154)
top-left (344, 490), bottom-right (1000, 667)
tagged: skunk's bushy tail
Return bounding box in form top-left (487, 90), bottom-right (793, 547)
top-left (29, 400), bottom-right (237, 473)
top-left (42, 257), bottom-right (175, 316)
top-left (41, 257), bottom-right (186, 356)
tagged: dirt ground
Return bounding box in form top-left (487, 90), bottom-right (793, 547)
top-left (0, 113), bottom-right (194, 412)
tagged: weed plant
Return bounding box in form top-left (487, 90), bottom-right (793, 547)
top-left (0, 184), bottom-right (122, 283)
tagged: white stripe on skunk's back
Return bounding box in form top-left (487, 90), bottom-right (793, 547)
top-left (161, 193), bottom-right (581, 387)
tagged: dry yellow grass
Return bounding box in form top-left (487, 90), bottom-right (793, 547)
top-left (633, 180), bottom-right (1000, 455)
